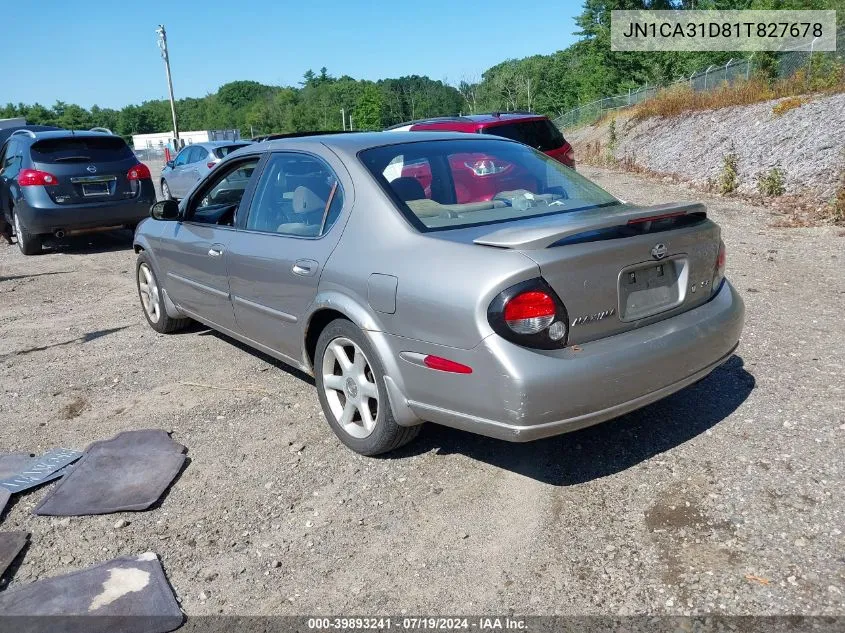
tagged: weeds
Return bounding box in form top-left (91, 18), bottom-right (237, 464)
top-left (719, 146), bottom-right (740, 194)
top-left (830, 175), bottom-right (845, 225)
top-left (608, 118), bottom-right (618, 151)
top-left (630, 58), bottom-right (844, 121)
top-left (757, 167), bottom-right (786, 196)
top-left (772, 97), bottom-right (805, 117)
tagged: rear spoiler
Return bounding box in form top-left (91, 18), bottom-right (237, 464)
top-left (473, 202), bottom-right (707, 250)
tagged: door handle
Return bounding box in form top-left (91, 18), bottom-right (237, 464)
top-left (292, 259), bottom-right (318, 276)
top-left (208, 246), bottom-right (224, 257)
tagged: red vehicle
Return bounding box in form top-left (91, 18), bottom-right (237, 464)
top-left (384, 113), bottom-right (574, 204)
top-left (386, 112), bottom-right (575, 168)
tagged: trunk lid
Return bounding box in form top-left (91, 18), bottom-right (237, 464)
top-left (30, 136), bottom-right (140, 205)
top-left (472, 202), bottom-right (722, 345)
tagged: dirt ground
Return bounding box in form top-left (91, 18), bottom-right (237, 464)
top-left (0, 166), bottom-right (843, 616)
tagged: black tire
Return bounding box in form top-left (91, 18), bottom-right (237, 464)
top-left (12, 208), bottom-right (42, 256)
top-left (136, 251), bottom-right (190, 334)
top-left (160, 179), bottom-right (173, 201)
top-left (314, 319), bottom-right (420, 456)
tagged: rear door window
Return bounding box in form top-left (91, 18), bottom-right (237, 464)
top-left (481, 120), bottom-right (565, 152)
top-left (189, 146), bottom-right (207, 164)
top-left (30, 137), bottom-right (135, 164)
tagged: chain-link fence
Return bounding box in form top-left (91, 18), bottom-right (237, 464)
top-left (553, 58), bottom-right (753, 130)
top-left (553, 27), bottom-right (844, 131)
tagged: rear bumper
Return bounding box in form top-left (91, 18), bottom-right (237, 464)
top-left (19, 183), bottom-right (155, 233)
top-left (386, 280), bottom-right (745, 441)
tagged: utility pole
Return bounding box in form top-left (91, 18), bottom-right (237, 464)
top-left (341, 108), bottom-right (346, 131)
top-left (155, 25), bottom-right (180, 147)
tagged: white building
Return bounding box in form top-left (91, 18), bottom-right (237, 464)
top-left (132, 129), bottom-right (241, 153)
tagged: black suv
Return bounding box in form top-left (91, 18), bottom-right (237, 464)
top-left (0, 128), bottom-right (155, 254)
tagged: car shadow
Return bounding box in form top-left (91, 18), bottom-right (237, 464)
top-left (0, 270), bottom-right (72, 283)
top-left (389, 355), bottom-right (755, 486)
top-left (0, 326), bottom-right (133, 362)
top-left (39, 230), bottom-right (135, 255)
top-left (190, 328), bottom-right (315, 386)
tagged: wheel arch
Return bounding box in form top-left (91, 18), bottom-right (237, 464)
top-left (134, 245), bottom-right (183, 319)
top-left (302, 292), bottom-right (422, 428)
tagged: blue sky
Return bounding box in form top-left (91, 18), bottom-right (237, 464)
top-left (4, 0), bottom-right (582, 109)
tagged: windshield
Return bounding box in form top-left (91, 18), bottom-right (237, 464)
top-left (481, 119), bottom-right (565, 152)
top-left (30, 137), bottom-right (134, 163)
top-left (359, 139), bottom-right (619, 232)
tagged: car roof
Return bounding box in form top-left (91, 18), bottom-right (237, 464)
top-left (193, 140), bottom-right (252, 148)
top-left (0, 125), bottom-right (64, 145)
top-left (16, 129), bottom-right (125, 143)
top-left (262, 130), bottom-right (519, 154)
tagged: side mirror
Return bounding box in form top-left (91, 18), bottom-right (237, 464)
top-left (166, 160), bottom-right (175, 168)
top-left (150, 199), bottom-right (180, 221)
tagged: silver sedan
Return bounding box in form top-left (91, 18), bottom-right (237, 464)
top-left (134, 132), bottom-right (745, 455)
top-left (160, 141), bottom-right (252, 201)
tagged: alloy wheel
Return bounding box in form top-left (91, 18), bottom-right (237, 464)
top-left (138, 263), bottom-right (161, 323)
top-left (321, 337), bottom-right (380, 439)
top-left (13, 213), bottom-right (24, 251)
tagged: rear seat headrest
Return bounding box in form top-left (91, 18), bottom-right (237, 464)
top-left (292, 186), bottom-right (326, 214)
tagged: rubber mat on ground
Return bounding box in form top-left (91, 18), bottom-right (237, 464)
top-left (0, 531), bottom-right (28, 578)
top-left (33, 430), bottom-right (186, 517)
top-left (0, 490), bottom-right (9, 519)
top-left (0, 552), bottom-right (183, 633)
top-left (0, 454), bottom-right (33, 480)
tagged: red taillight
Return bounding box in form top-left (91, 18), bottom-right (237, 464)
top-left (19, 169), bottom-right (59, 187)
top-left (127, 163), bottom-right (151, 181)
top-left (504, 291), bottom-right (556, 334)
top-left (711, 240), bottom-right (727, 293)
top-left (423, 355), bottom-right (473, 374)
top-left (207, 161), bottom-right (217, 169)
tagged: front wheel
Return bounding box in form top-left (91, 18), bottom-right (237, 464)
top-left (136, 251), bottom-right (190, 333)
top-left (13, 210), bottom-right (42, 256)
top-left (315, 319), bottom-right (420, 456)
top-left (160, 180), bottom-right (173, 201)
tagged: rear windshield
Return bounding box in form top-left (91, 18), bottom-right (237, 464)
top-left (30, 137), bottom-right (134, 164)
top-left (481, 120), bottom-right (565, 152)
top-left (359, 139), bottom-right (618, 232)
top-left (213, 144), bottom-right (248, 159)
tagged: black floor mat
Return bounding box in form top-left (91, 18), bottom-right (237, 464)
top-left (33, 431), bottom-right (187, 517)
top-left (0, 552), bottom-right (183, 633)
top-left (0, 531), bottom-right (28, 579)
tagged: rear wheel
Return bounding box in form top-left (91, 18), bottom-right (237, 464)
top-left (13, 209), bottom-right (42, 255)
top-left (136, 251), bottom-right (190, 333)
top-left (315, 319), bottom-right (420, 455)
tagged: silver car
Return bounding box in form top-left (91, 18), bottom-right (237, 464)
top-left (160, 141), bottom-right (252, 201)
top-left (134, 132), bottom-right (745, 455)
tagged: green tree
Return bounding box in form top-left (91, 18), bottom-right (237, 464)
top-left (353, 84), bottom-right (384, 130)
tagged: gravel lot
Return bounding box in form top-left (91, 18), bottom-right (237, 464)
top-left (0, 166), bottom-right (843, 617)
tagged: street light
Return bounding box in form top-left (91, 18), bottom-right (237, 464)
top-left (155, 25), bottom-right (180, 147)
